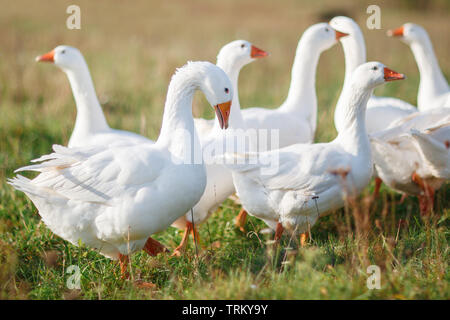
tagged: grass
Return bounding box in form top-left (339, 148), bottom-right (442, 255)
top-left (0, 0), bottom-right (449, 299)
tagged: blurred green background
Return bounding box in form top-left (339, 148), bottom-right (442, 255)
top-left (0, 0), bottom-right (449, 151)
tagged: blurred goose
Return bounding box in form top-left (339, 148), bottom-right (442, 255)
top-left (370, 108), bottom-right (450, 215)
top-left (241, 23), bottom-right (348, 147)
top-left (36, 46), bottom-right (152, 147)
top-left (194, 40), bottom-right (268, 137)
top-left (387, 23), bottom-right (450, 111)
top-left (330, 16), bottom-right (417, 134)
top-left (221, 62), bottom-right (405, 245)
top-left (9, 62), bottom-right (232, 281)
top-left (171, 41), bottom-right (268, 255)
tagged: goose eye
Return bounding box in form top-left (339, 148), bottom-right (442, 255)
top-left (240, 44), bottom-right (245, 48)
top-left (225, 88), bottom-right (229, 94)
top-left (61, 50), bottom-right (66, 54)
top-left (372, 66), bottom-right (378, 71)
top-left (325, 28), bottom-right (329, 32)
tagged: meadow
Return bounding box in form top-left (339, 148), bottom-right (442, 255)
top-left (0, 0), bottom-right (449, 299)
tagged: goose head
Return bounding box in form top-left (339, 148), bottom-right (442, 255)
top-left (216, 40), bottom-right (268, 71)
top-left (195, 62), bottom-right (233, 129)
top-left (353, 62), bottom-right (405, 90)
top-left (329, 16), bottom-right (364, 46)
top-left (302, 23), bottom-right (349, 51)
top-left (36, 45), bottom-right (86, 72)
top-left (387, 23), bottom-right (428, 45)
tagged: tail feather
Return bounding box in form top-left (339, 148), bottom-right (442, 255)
top-left (410, 128), bottom-right (447, 154)
top-left (7, 175), bottom-right (51, 199)
top-left (409, 127), bottom-right (450, 178)
top-left (15, 144), bottom-right (96, 174)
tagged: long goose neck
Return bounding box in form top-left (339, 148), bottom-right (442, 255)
top-left (281, 37), bottom-right (320, 131)
top-left (335, 85), bottom-right (372, 156)
top-left (216, 59), bottom-right (245, 129)
top-left (334, 29), bottom-right (366, 133)
top-left (65, 63), bottom-right (109, 134)
top-left (410, 37), bottom-right (449, 110)
top-left (157, 74), bottom-right (201, 160)
top-left (342, 31), bottom-right (366, 90)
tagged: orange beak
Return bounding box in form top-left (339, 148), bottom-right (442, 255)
top-left (335, 30), bottom-right (349, 41)
top-left (251, 45), bottom-right (269, 58)
top-left (36, 50), bottom-right (55, 63)
top-left (387, 26), bottom-right (404, 37)
top-left (214, 100), bottom-right (232, 130)
top-left (384, 67), bottom-right (405, 81)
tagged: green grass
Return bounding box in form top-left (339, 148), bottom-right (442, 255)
top-left (0, 0), bottom-right (449, 299)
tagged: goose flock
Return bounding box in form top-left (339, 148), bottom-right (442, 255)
top-left (7, 17), bottom-right (449, 285)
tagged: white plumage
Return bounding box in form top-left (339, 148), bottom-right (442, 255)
top-left (388, 23), bottom-right (450, 111)
top-left (371, 108), bottom-right (450, 197)
top-left (330, 16), bottom-right (417, 134)
top-left (36, 45), bottom-right (153, 148)
top-left (221, 62), bottom-right (404, 237)
top-left (9, 61), bottom-right (233, 261)
top-left (172, 40), bottom-right (269, 252)
top-left (241, 23), bottom-right (346, 147)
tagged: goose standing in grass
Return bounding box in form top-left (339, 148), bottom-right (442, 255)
top-left (233, 23), bottom-right (348, 231)
top-left (370, 108), bottom-right (450, 215)
top-left (36, 46), bottom-right (153, 147)
top-left (171, 41), bottom-right (268, 255)
top-left (9, 61), bottom-right (232, 283)
top-left (330, 16), bottom-right (417, 134)
top-left (387, 23), bottom-right (450, 111)
top-left (220, 62), bottom-right (405, 246)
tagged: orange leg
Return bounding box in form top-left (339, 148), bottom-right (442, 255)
top-left (300, 232), bottom-right (309, 247)
top-left (412, 172), bottom-right (435, 216)
top-left (118, 253), bottom-right (129, 279)
top-left (417, 195), bottom-right (428, 215)
top-left (274, 222), bottom-right (284, 241)
top-left (235, 209), bottom-right (248, 233)
top-left (398, 193), bottom-right (408, 204)
top-left (143, 237), bottom-right (169, 256)
top-left (172, 222), bottom-right (192, 257)
top-left (412, 172), bottom-right (425, 190)
top-left (420, 185), bottom-right (435, 216)
top-left (373, 177), bottom-right (382, 199)
top-left (172, 221), bottom-right (200, 257)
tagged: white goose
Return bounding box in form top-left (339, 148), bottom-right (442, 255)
top-left (370, 108), bottom-right (450, 214)
top-left (194, 40), bottom-right (268, 137)
top-left (387, 23), bottom-right (450, 111)
top-left (233, 24), bottom-right (348, 232)
top-left (171, 40), bottom-right (268, 255)
top-left (221, 62), bottom-right (405, 245)
top-left (241, 23), bottom-right (348, 147)
top-left (36, 46), bottom-right (153, 147)
top-left (330, 16), bottom-right (417, 134)
top-left (9, 61), bottom-right (233, 281)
